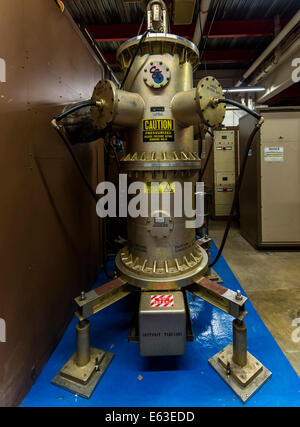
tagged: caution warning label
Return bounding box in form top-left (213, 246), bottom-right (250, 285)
top-left (143, 119), bottom-right (175, 142)
top-left (144, 182), bottom-right (176, 194)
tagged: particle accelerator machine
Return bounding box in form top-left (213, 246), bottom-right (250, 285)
top-left (51, 0), bottom-right (270, 403)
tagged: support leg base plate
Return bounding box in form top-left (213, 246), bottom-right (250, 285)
top-left (209, 344), bottom-right (272, 403)
top-left (51, 348), bottom-right (114, 399)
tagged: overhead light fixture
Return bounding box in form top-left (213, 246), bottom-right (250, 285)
top-left (223, 87), bottom-right (265, 93)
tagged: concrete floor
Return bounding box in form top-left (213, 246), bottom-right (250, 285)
top-left (209, 220), bottom-right (300, 377)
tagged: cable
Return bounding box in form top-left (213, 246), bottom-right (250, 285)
top-left (102, 213), bottom-right (110, 278)
top-left (198, 5), bottom-right (207, 74)
top-left (198, 126), bottom-right (203, 160)
top-left (52, 101), bottom-right (122, 280)
top-left (51, 120), bottom-right (98, 202)
top-left (199, 0), bottom-right (222, 64)
top-left (120, 29), bottom-right (153, 90)
top-left (137, 12), bottom-right (146, 36)
top-left (197, 1), bottom-right (203, 41)
top-left (218, 99), bottom-right (262, 121)
top-left (209, 120), bottom-right (263, 267)
top-left (54, 101), bottom-right (97, 122)
top-left (200, 132), bottom-right (214, 181)
top-left (106, 125), bottom-right (121, 172)
top-left (52, 119), bottom-right (116, 278)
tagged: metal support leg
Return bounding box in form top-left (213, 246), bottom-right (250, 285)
top-left (76, 320), bottom-right (91, 367)
top-left (232, 319), bottom-right (247, 367)
top-left (52, 320), bottom-right (114, 399)
top-left (208, 318), bottom-right (272, 403)
top-left (52, 277), bottom-right (134, 399)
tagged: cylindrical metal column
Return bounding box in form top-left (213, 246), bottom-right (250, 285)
top-left (232, 319), bottom-right (247, 367)
top-left (91, 33), bottom-right (224, 291)
top-left (76, 320), bottom-right (91, 367)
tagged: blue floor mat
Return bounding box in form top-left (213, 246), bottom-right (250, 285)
top-left (21, 241), bottom-right (300, 407)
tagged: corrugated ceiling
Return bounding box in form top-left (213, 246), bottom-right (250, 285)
top-left (65, 0), bottom-right (143, 25)
top-left (65, 0), bottom-right (299, 24)
top-left (64, 0), bottom-right (300, 72)
top-left (209, 0), bottom-right (299, 21)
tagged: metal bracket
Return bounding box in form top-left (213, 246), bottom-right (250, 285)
top-left (196, 236), bottom-right (212, 251)
top-left (75, 277), bottom-right (135, 320)
top-left (187, 276), bottom-right (247, 320)
top-left (206, 268), bottom-right (223, 284)
top-left (196, 239), bottom-right (223, 283)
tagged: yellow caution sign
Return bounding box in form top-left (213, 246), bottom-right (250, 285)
top-left (144, 182), bottom-right (176, 194)
top-left (143, 119), bottom-right (175, 142)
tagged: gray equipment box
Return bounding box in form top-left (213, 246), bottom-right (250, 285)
top-left (139, 291), bottom-right (186, 356)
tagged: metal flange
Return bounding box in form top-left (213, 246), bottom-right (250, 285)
top-left (117, 33), bottom-right (200, 71)
top-left (196, 76), bottom-right (226, 128)
top-left (91, 79), bottom-right (118, 130)
top-left (143, 60), bottom-right (171, 89)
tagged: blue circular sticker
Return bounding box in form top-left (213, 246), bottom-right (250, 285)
top-left (150, 66), bottom-right (164, 84)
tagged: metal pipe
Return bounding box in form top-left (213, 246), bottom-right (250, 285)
top-left (146, 0), bottom-right (169, 33)
top-left (193, 0), bottom-right (212, 47)
top-left (250, 36), bottom-right (300, 86)
top-left (62, 7), bottom-right (119, 86)
top-left (232, 319), bottom-right (247, 367)
top-left (76, 320), bottom-right (91, 367)
top-left (82, 26), bottom-right (120, 87)
top-left (235, 9), bottom-right (300, 87)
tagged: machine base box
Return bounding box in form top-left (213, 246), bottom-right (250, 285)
top-left (139, 291), bottom-right (186, 356)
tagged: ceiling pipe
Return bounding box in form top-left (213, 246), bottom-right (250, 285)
top-left (250, 34), bottom-right (300, 85)
top-left (192, 0), bottom-right (212, 47)
top-left (235, 9), bottom-right (300, 87)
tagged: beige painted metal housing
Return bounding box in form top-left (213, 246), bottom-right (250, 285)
top-left (92, 32), bottom-right (225, 290)
top-left (239, 108), bottom-right (300, 248)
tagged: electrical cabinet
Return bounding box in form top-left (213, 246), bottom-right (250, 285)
top-left (213, 128), bottom-right (238, 217)
top-left (239, 108), bottom-right (300, 247)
